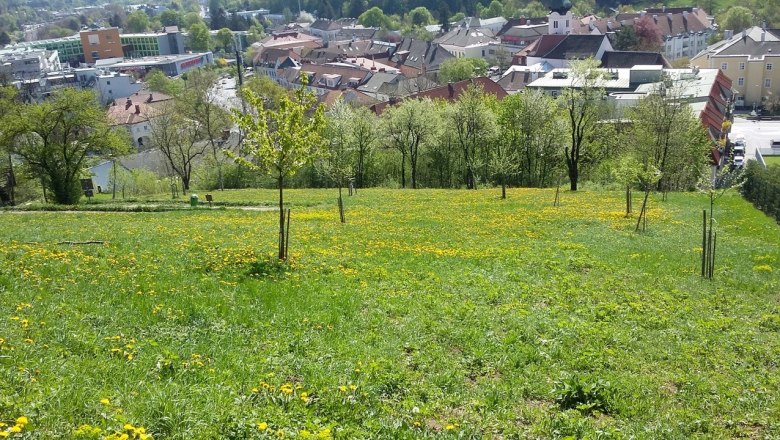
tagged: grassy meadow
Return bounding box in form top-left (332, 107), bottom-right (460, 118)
top-left (1, 188), bottom-right (779, 439)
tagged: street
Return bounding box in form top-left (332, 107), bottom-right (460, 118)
top-left (730, 116), bottom-right (780, 162)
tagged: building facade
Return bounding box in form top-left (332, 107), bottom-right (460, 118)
top-left (80, 27), bottom-right (124, 64)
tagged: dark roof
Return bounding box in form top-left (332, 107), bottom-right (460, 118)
top-left (390, 38), bottom-right (455, 72)
top-left (600, 50), bottom-right (671, 68)
top-left (433, 26), bottom-right (497, 47)
top-left (310, 18), bottom-right (356, 31)
top-left (279, 63), bottom-right (372, 89)
top-left (496, 70), bottom-right (531, 92)
top-left (334, 27), bottom-right (378, 41)
top-left (304, 40), bottom-right (392, 63)
top-left (496, 17), bottom-right (547, 37)
top-left (542, 34), bottom-right (607, 59)
top-left (717, 37), bottom-right (780, 57)
top-left (516, 34), bottom-right (566, 58)
top-left (254, 47), bottom-right (300, 66)
top-left (370, 77), bottom-right (507, 114)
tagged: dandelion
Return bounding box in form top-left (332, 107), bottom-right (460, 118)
top-left (279, 383), bottom-right (293, 394)
top-left (257, 422), bottom-right (268, 431)
top-left (445, 424), bottom-right (455, 430)
top-left (100, 398), bottom-right (111, 406)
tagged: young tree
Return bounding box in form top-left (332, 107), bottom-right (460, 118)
top-left (230, 74), bottom-right (326, 260)
top-left (6, 89), bottom-right (129, 204)
top-left (149, 101), bottom-right (207, 193)
top-left (188, 22), bottom-right (212, 51)
top-left (349, 106), bottom-right (377, 188)
top-left (125, 10), bottom-right (150, 32)
top-left (447, 84), bottom-right (497, 189)
top-left (498, 90), bottom-right (561, 187)
top-left (561, 58), bottom-right (608, 191)
top-left (719, 6), bottom-right (753, 33)
top-left (408, 7), bottom-right (434, 26)
top-left (626, 85), bottom-right (711, 192)
top-left (358, 7), bottom-right (387, 28)
top-left (438, 58), bottom-right (489, 83)
top-left (215, 27), bottom-right (234, 52)
top-left (321, 100), bottom-right (354, 222)
top-left (384, 98), bottom-right (439, 189)
top-left (180, 69), bottom-right (232, 191)
top-left (613, 25), bottom-right (640, 51)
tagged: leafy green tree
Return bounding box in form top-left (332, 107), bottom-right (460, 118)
top-left (483, 0), bottom-right (504, 18)
top-left (230, 73), bottom-right (326, 260)
top-left (247, 24), bottom-right (265, 44)
top-left (180, 69), bottom-right (232, 191)
top-left (321, 100), bottom-right (355, 222)
top-left (561, 58), bottom-right (608, 191)
top-left (183, 11), bottom-right (205, 29)
top-left (719, 6), bottom-right (753, 33)
top-left (359, 7), bottom-right (387, 28)
top-left (144, 69), bottom-right (183, 95)
top-left (446, 84), bottom-right (497, 189)
top-left (625, 86), bottom-right (711, 191)
top-left (348, 106), bottom-right (377, 188)
top-left (521, 1), bottom-right (547, 18)
top-left (160, 9), bottom-right (182, 27)
top-left (188, 22), bottom-right (212, 51)
top-left (149, 100), bottom-right (206, 193)
top-left (438, 58), bottom-right (489, 83)
top-left (384, 98), bottom-right (439, 189)
top-left (613, 25), bottom-right (639, 51)
top-left (497, 90), bottom-right (562, 187)
top-left (449, 12), bottom-right (466, 22)
top-left (216, 27), bottom-right (234, 52)
top-left (243, 75), bottom-right (288, 110)
top-left (408, 6), bottom-right (434, 26)
top-left (125, 10), bottom-right (149, 32)
top-left (6, 89), bottom-right (129, 204)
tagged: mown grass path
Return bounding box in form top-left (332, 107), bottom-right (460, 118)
top-left (1, 189), bottom-right (778, 439)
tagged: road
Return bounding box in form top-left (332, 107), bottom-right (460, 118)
top-left (211, 76), bottom-right (241, 112)
top-left (730, 116), bottom-right (780, 162)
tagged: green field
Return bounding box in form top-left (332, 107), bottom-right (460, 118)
top-left (1, 189), bottom-right (779, 439)
top-left (763, 155), bottom-right (780, 167)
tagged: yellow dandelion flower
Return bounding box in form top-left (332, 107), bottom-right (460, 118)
top-left (445, 424), bottom-right (455, 430)
top-left (338, 385), bottom-right (347, 392)
top-left (0, 432), bottom-right (8, 438)
top-left (257, 422), bottom-right (268, 431)
top-left (9, 426), bottom-right (21, 433)
top-left (100, 398), bottom-right (111, 406)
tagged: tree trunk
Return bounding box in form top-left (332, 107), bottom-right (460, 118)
top-left (501, 181), bottom-right (506, 199)
top-left (278, 175), bottom-right (285, 260)
top-left (112, 160), bottom-right (117, 200)
top-left (568, 162), bottom-right (578, 191)
top-left (338, 185), bottom-right (345, 223)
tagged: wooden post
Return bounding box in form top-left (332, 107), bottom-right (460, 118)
top-left (710, 232), bottom-right (717, 279)
top-left (285, 208), bottom-right (291, 260)
top-left (701, 210), bottom-right (707, 277)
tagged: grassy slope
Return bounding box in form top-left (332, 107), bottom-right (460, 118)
top-left (1, 188), bottom-right (778, 439)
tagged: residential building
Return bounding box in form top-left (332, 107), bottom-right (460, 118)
top-left (600, 51), bottom-right (671, 68)
top-left (571, 7), bottom-right (713, 61)
top-left (434, 25), bottom-right (500, 58)
top-left (389, 38), bottom-right (455, 76)
top-left (691, 27), bottom-right (780, 110)
top-left (276, 63), bottom-right (373, 97)
top-left (251, 32), bottom-right (322, 65)
top-left (496, 62), bottom-right (552, 94)
top-left (499, 23), bottom-right (548, 48)
top-left (308, 19), bottom-right (358, 43)
top-left (0, 48), bottom-right (61, 79)
top-left (95, 72), bottom-right (143, 105)
top-left (107, 91), bottom-right (173, 148)
top-left (514, 34), bottom-right (613, 68)
top-left (80, 27), bottom-right (124, 64)
top-left (454, 17), bottom-right (509, 34)
top-left (303, 40), bottom-right (394, 64)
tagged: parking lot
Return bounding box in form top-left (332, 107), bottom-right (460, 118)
top-left (730, 116), bottom-right (780, 162)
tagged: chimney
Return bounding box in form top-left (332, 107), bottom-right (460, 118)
top-left (662, 5), bottom-right (666, 12)
top-left (134, 104), bottom-right (140, 114)
top-left (448, 82), bottom-right (454, 98)
top-left (125, 98), bottom-right (132, 110)
top-left (653, 15), bottom-right (658, 23)
top-left (724, 29), bottom-right (733, 39)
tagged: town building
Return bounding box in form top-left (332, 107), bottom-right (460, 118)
top-left (691, 27), bottom-right (780, 110)
top-left (514, 34), bottom-right (613, 68)
top-left (121, 27), bottom-right (185, 58)
top-left (107, 91), bottom-right (173, 148)
top-left (433, 25), bottom-right (500, 58)
top-left (10, 35), bottom-right (83, 65)
top-left (0, 48), bottom-right (61, 80)
top-left (308, 19), bottom-right (358, 43)
top-left (80, 27), bottom-right (124, 64)
top-left (389, 38), bottom-right (455, 76)
top-left (99, 52), bottom-right (215, 77)
top-left (370, 77), bottom-right (507, 114)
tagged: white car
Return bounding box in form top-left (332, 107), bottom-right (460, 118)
top-left (733, 155), bottom-right (745, 167)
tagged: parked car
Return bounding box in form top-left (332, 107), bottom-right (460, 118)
top-left (733, 155), bottom-right (745, 167)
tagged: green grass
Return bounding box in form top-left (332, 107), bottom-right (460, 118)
top-left (763, 155), bottom-right (780, 167)
top-left (1, 188), bottom-right (779, 439)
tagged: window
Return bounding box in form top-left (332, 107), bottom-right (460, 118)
top-left (106, 81), bottom-right (111, 85)
top-left (768, 63), bottom-right (773, 71)
top-left (554, 21), bottom-right (559, 29)
top-left (550, 90), bottom-right (559, 97)
top-left (566, 19), bottom-right (570, 27)
top-left (739, 62), bottom-right (745, 70)
top-left (738, 77), bottom-right (744, 86)
top-left (766, 78), bottom-right (772, 88)
top-left (88, 34), bottom-right (99, 45)
top-left (720, 62), bottom-right (727, 70)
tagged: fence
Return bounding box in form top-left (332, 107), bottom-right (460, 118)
top-left (742, 161), bottom-right (780, 222)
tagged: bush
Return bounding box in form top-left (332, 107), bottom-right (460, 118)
top-left (552, 373), bottom-right (612, 415)
top-left (742, 161), bottom-right (780, 221)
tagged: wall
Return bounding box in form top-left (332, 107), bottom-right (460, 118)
top-left (80, 28), bottom-right (123, 64)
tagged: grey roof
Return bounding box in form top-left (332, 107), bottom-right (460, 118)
top-left (334, 27), bottom-right (378, 41)
top-left (310, 18), bottom-right (356, 31)
top-left (601, 51), bottom-right (671, 68)
top-left (390, 38), bottom-right (454, 71)
top-left (692, 26), bottom-right (780, 61)
top-left (433, 26), bottom-right (498, 47)
top-left (357, 71), bottom-right (401, 94)
top-left (542, 34), bottom-right (606, 59)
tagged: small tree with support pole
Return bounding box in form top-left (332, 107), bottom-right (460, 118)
top-left (228, 73), bottom-right (325, 260)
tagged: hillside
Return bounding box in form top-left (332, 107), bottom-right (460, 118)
top-left (1, 188), bottom-right (778, 438)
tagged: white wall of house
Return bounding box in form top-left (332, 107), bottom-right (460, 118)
top-left (548, 11), bottom-right (573, 35)
top-left (96, 74), bottom-right (143, 105)
top-left (127, 121), bottom-right (151, 149)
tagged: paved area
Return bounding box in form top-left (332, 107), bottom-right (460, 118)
top-left (730, 117), bottom-right (780, 162)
